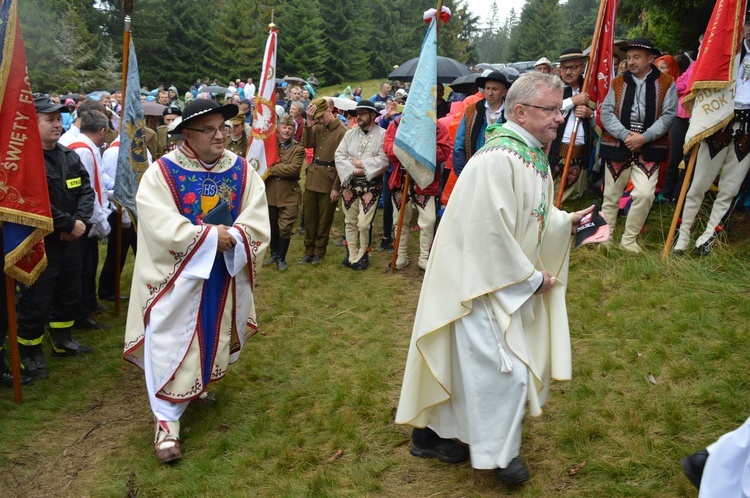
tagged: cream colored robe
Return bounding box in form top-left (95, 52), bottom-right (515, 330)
top-left (396, 122), bottom-right (573, 452)
top-left (123, 147), bottom-right (270, 402)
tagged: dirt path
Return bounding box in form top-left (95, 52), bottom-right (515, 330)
top-left (2, 368), bottom-right (150, 498)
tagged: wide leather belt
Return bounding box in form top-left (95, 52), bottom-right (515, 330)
top-left (559, 143), bottom-right (585, 160)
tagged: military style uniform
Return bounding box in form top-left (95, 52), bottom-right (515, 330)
top-left (264, 138), bottom-right (305, 269)
top-left (156, 125), bottom-right (183, 159)
top-left (301, 119), bottom-right (346, 258)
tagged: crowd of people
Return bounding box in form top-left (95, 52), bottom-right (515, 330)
top-left (2, 14), bottom-right (748, 492)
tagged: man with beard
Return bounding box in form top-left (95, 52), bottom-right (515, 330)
top-left (548, 48), bottom-right (596, 202)
top-left (600, 38), bottom-right (676, 253)
top-left (335, 100), bottom-right (389, 270)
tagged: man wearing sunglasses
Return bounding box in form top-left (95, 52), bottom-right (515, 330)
top-left (548, 48), bottom-right (596, 202)
top-left (123, 99), bottom-right (270, 464)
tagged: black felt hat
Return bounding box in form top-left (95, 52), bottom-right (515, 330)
top-left (621, 38), bottom-right (661, 57)
top-left (172, 99), bottom-right (238, 134)
top-left (476, 71), bottom-right (512, 89)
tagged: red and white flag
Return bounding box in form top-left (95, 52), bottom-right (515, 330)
top-left (0, 0), bottom-right (53, 285)
top-left (587, 0), bottom-right (618, 130)
top-left (682, 0), bottom-right (747, 153)
top-left (246, 26), bottom-right (280, 179)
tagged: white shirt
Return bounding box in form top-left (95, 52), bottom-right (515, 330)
top-left (562, 88), bottom-right (587, 145)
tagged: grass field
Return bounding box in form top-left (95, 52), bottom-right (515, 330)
top-left (2, 188), bottom-right (750, 497)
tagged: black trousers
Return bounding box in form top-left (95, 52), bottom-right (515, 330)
top-left (78, 236), bottom-right (99, 320)
top-left (661, 117), bottom-right (690, 200)
top-left (381, 169), bottom-right (393, 240)
top-left (17, 238), bottom-right (82, 343)
top-left (98, 212), bottom-right (137, 300)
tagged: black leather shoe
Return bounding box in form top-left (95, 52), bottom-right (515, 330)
top-left (351, 253), bottom-right (369, 271)
top-left (681, 449), bottom-right (708, 489)
top-left (74, 317), bottom-right (109, 330)
top-left (263, 253), bottom-right (279, 267)
top-left (693, 236), bottom-right (717, 257)
top-left (48, 329), bottom-right (94, 356)
top-left (276, 259), bottom-right (288, 272)
top-left (410, 439), bottom-right (469, 463)
top-left (1, 370), bottom-right (34, 387)
top-left (341, 256), bottom-right (352, 268)
top-left (494, 456), bottom-right (530, 484)
top-left (297, 255), bottom-right (314, 265)
top-left (19, 345), bottom-right (49, 379)
top-left (377, 238), bottom-right (393, 252)
top-left (311, 255), bottom-right (324, 265)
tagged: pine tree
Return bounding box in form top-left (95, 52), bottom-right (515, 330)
top-left (507, 0), bottom-right (561, 62)
top-left (439, 0), bottom-right (478, 64)
top-left (276, 0), bottom-right (327, 83)
top-left (318, 0), bottom-right (369, 84)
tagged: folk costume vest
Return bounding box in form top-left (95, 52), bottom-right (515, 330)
top-left (600, 68), bottom-right (672, 163)
top-left (549, 81), bottom-right (592, 169)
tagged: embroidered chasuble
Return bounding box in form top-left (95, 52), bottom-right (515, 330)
top-left (124, 147), bottom-right (270, 402)
top-left (396, 123), bottom-right (574, 429)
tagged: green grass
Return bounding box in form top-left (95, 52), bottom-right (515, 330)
top-left (2, 194), bottom-right (750, 497)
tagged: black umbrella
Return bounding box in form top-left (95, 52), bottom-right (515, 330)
top-left (448, 73), bottom-right (480, 94)
top-left (388, 56), bottom-right (471, 84)
top-left (198, 85), bottom-right (231, 95)
top-left (284, 76), bottom-right (307, 85)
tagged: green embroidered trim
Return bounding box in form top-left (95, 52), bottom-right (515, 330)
top-left (479, 124), bottom-right (549, 178)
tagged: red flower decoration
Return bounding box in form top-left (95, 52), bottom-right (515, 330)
top-left (183, 192), bottom-right (197, 205)
top-left (179, 175), bottom-right (186, 181)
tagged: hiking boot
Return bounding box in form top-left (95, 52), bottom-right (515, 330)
top-left (48, 328), bottom-right (94, 356)
top-left (311, 255), bottom-right (324, 265)
top-left (494, 456), bottom-right (530, 484)
top-left (297, 254), bottom-right (314, 265)
top-left (19, 344), bottom-right (49, 379)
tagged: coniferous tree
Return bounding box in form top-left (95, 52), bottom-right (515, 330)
top-left (507, 0), bottom-right (561, 62)
top-left (318, 0), bottom-right (369, 84)
top-left (439, 0), bottom-right (478, 64)
top-left (276, 0), bottom-right (327, 83)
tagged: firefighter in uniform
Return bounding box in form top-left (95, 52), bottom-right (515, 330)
top-left (16, 95), bottom-right (95, 379)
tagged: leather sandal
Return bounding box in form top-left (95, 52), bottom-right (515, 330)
top-left (154, 420), bottom-right (182, 464)
top-left (154, 435), bottom-right (182, 464)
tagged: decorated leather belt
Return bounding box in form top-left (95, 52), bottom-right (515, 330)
top-left (313, 159), bottom-right (335, 167)
top-left (558, 143), bottom-right (585, 160)
top-left (734, 109), bottom-right (750, 126)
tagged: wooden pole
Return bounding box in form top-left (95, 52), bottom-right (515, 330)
top-left (114, 8), bottom-right (133, 315)
top-left (390, 0), bottom-right (443, 271)
top-left (661, 144), bottom-right (698, 261)
top-left (6, 274), bottom-right (22, 402)
top-left (390, 173), bottom-right (412, 270)
top-left (554, 0), bottom-right (609, 208)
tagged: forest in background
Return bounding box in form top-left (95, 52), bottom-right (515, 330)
top-left (21, 0), bottom-right (712, 94)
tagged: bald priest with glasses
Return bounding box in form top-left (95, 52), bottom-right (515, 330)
top-left (123, 99), bottom-right (270, 464)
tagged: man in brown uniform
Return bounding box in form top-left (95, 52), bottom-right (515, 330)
top-left (225, 112), bottom-right (249, 157)
top-left (298, 97), bottom-right (347, 265)
top-left (156, 106), bottom-right (183, 158)
top-left (263, 115), bottom-right (305, 271)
